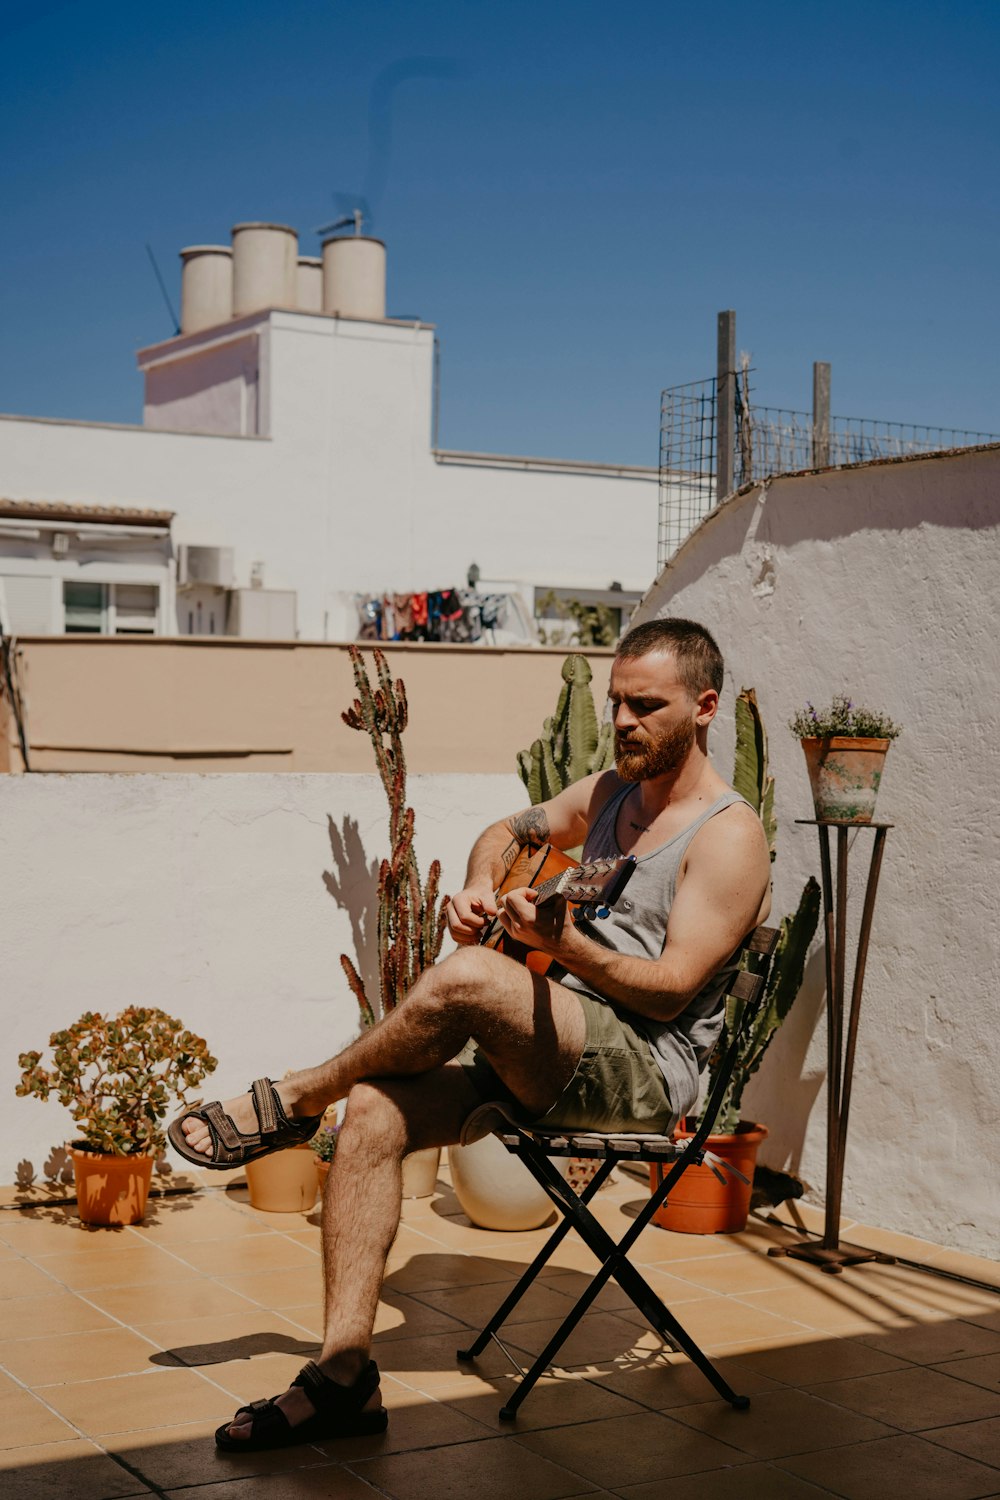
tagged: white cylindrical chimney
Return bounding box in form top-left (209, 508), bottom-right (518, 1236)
top-left (179, 246), bottom-right (233, 334)
top-left (231, 222), bottom-right (298, 317)
top-left (297, 255), bottom-right (322, 313)
top-left (321, 236), bottom-right (386, 320)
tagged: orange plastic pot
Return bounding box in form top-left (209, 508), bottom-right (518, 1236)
top-left (649, 1121), bottom-right (767, 1234)
top-left (799, 737), bottom-right (890, 823)
top-left (71, 1146), bottom-right (154, 1227)
top-left (245, 1144), bottom-right (319, 1212)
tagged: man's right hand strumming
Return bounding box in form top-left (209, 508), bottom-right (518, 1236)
top-left (446, 884), bottom-right (499, 945)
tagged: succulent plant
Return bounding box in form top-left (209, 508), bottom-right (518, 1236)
top-left (16, 1007), bottom-right (217, 1156)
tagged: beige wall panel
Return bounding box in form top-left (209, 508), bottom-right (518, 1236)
top-left (11, 640), bottom-right (614, 775)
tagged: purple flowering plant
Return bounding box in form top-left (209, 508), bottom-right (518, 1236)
top-left (310, 1119), bottom-right (341, 1162)
top-left (789, 693), bottom-right (901, 741)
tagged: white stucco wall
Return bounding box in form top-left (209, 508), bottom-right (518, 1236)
top-left (0, 308), bottom-right (660, 643)
top-left (0, 772), bottom-right (522, 1176)
top-left (632, 445), bottom-right (1000, 1258)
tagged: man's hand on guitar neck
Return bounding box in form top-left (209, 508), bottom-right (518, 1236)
top-left (447, 883), bottom-right (499, 946)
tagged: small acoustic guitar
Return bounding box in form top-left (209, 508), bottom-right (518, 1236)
top-left (479, 843), bottom-right (637, 975)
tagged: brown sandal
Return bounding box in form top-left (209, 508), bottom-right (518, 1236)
top-left (167, 1077), bottom-right (322, 1169)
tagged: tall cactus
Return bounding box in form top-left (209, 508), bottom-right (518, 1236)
top-left (734, 687), bottom-right (776, 860)
top-left (516, 654), bottom-right (615, 803)
top-left (704, 687), bottom-right (820, 1133)
top-left (339, 647), bottom-right (449, 1025)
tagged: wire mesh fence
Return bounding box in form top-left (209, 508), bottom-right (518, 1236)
top-left (742, 407), bottom-right (998, 482)
top-left (657, 377), bottom-right (717, 571)
top-left (659, 378), bottom-right (998, 572)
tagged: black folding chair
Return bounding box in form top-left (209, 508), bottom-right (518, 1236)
top-left (456, 924), bottom-right (780, 1421)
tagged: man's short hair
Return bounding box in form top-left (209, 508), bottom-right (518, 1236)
top-left (615, 618), bottom-right (724, 697)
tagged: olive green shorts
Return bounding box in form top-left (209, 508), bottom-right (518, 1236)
top-left (458, 990), bottom-right (672, 1134)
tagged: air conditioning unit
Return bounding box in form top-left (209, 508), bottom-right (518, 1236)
top-left (176, 544), bottom-right (234, 589)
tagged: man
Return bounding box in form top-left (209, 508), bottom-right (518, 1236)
top-left (169, 617), bottom-right (771, 1451)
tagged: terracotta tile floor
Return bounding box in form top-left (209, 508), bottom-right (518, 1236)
top-left (1, 1160), bottom-right (998, 1500)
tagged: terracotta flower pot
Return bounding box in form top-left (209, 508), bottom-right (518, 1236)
top-left (649, 1121), bottom-right (767, 1234)
top-left (799, 736), bottom-right (890, 823)
top-left (245, 1144), bottom-right (319, 1213)
top-left (71, 1146), bottom-right (154, 1227)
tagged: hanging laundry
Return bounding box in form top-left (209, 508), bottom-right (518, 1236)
top-left (393, 594), bottom-right (415, 634)
top-left (478, 594), bottom-right (508, 638)
top-left (355, 594), bottom-right (382, 641)
top-left (437, 587), bottom-right (463, 620)
top-left (380, 595), bottom-right (396, 640)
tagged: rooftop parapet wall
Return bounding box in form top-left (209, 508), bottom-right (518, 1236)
top-left (4, 639), bottom-right (615, 774)
top-left (631, 443), bottom-right (1000, 1259)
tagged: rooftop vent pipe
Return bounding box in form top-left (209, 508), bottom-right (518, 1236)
top-left (179, 246), bottom-right (233, 334)
top-left (231, 222), bottom-right (298, 318)
top-left (297, 256), bottom-right (323, 313)
top-left (321, 236), bottom-right (386, 321)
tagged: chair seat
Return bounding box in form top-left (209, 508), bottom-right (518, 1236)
top-left (454, 923), bottom-right (780, 1423)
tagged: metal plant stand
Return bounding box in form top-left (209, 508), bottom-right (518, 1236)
top-left (769, 819), bottom-right (894, 1274)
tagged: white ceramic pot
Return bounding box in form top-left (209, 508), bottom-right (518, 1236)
top-left (401, 1146), bottom-right (441, 1199)
top-left (448, 1135), bottom-right (559, 1231)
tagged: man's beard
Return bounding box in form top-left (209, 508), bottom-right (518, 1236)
top-left (615, 718), bottom-right (696, 781)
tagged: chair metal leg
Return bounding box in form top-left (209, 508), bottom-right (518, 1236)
top-left (456, 1156), bottom-right (616, 1361)
top-left (469, 1141), bottom-right (749, 1418)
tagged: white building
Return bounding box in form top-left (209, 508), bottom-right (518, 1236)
top-left (0, 222), bottom-right (659, 643)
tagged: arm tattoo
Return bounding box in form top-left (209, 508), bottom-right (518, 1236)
top-left (510, 807), bottom-right (551, 850)
top-left (499, 836), bottom-right (521, 873)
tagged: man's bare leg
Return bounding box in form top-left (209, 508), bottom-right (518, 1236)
top-left (221, 1064), bottom-right (481, 1440)
top-left (181, 946), bottom-right (586, 1159)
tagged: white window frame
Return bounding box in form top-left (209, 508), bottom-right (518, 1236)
top-left (62, 581), bottom-right (162, 636)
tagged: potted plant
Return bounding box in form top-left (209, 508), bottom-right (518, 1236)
top-left (652, 689), bottom-right (821, 1234)
top-left (16, 1006), bottom-right (217, 1226)
top-left (789, 693), bottom-right (901, 823)
top-left (338, 646), bottom-right (450, 1199)
top-left (311, 1112), bottom-right (340, 1190)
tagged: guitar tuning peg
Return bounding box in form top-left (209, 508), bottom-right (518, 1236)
top-left (596, 905), bottom-right (610, 920)
top-left (582, 904), bottom-right (598, 921)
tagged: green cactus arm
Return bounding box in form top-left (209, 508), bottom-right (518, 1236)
top-left (539, 735), bottom-right (562, 804)
top-left (733, 686), bottom-right (777, 857)
top-left (588, 719), bottom-right (616, 774)
top-left (760, 777), bottom-right (777, 864)
top-left (565, 654), bottom-right (601, 781)
top-left (727, 876), bottom-right (821, 1120)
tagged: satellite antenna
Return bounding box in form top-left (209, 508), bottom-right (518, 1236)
top-left (145, 242), bottom-right (181, 336)
top-left (314, 207), bottom-right (366, 240)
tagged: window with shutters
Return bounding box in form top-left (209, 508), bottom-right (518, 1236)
top-left (62, 582), bottom-right (160, 635)
top-left (64, 582), bottom-right (106, 633)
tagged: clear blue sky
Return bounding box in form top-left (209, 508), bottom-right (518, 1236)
top-left (2, 0), bottom-right (998, 465)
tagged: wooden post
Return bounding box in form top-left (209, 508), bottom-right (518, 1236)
top-left (716, 310), bottom-right (736, 503)
top-left (812, 361), bottom-right (831, 467)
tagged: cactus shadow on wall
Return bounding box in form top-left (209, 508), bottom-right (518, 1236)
top-left (322, 814), bottom-right (379, 1014)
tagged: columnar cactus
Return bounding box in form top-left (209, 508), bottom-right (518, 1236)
top-left (516, 654), bottom-right (615, 804)
top-left (706, 687), bottom-right (820, 1133)
top-left (339, 647), bottom-right (449, 1025)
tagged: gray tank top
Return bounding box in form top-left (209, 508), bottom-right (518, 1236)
top-left (558, 782), bottom-right (749, 1124)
